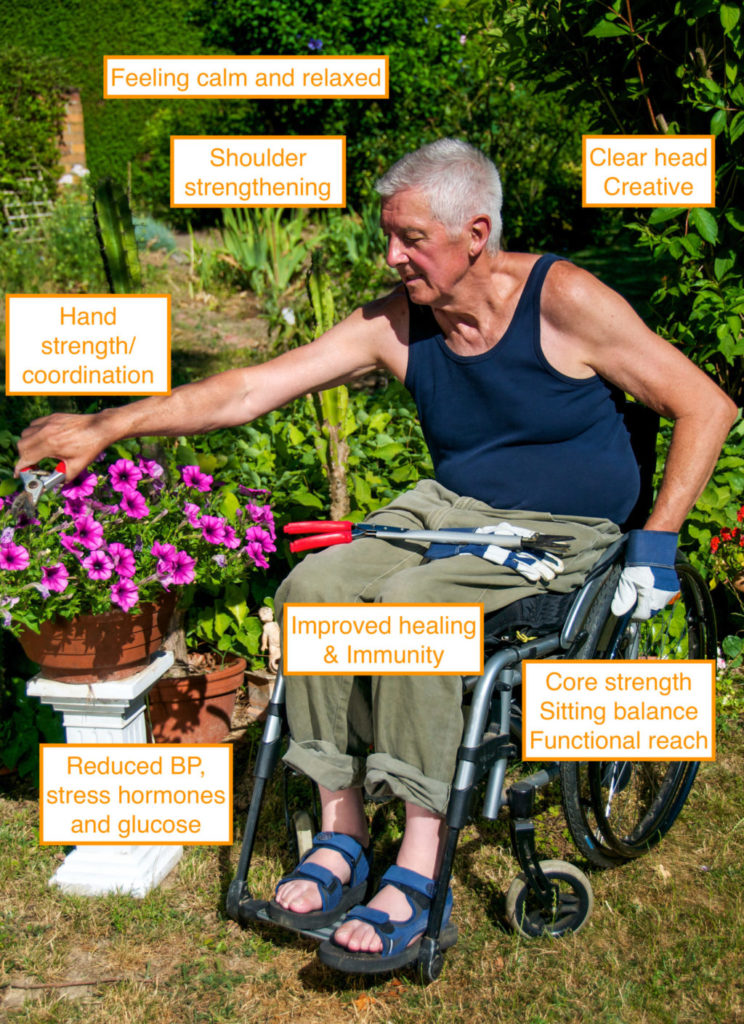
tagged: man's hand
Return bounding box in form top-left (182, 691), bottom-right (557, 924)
top-left (15, 412), bottom-right (109, 482)
top-left (611, 530), bottom-right (680, 620)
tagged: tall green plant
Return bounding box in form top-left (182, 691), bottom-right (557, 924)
top-left (93, 180), bottom-right (142, 293)
top-left (304, 258), bottom-right (352, 519)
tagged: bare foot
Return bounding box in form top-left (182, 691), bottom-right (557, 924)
top-left (332, 802), bottom-right (447, 953)
top-left (274, 786), bottom-right (370, 916)
top-left (274, 846), bottom-right (354, 914)
top-left (332, 882), bottom-right (416, 953)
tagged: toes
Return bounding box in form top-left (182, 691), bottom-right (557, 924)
top-left (276, 881), bottom-right (318, 912)
top-left (334, 921), bottom-right (382, 954)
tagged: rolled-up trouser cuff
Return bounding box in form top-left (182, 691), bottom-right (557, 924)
top-left (283, 738), bottom-right (366, 793)
top-left (365, 752), bottom-right (450, 816)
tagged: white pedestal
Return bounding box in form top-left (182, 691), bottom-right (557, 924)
top-left (27, 651), bottom-right (185, 898)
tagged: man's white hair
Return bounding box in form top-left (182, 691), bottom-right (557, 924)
top-left (375, 138), bottom-right (503, 253)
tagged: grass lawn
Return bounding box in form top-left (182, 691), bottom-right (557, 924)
top-left (1, 710), bottom-right (743, 1024)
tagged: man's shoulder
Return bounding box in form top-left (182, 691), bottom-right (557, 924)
top-left (354, 286), bottom-right (411, 348)
top-left (540, 257), bottom-right (615, 329)
top-left (360, 285), bottom-right (409, 320)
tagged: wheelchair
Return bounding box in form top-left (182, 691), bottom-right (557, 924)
top-left (225, 540), bottom-right (715, 980)
top-left (226, 411), bottom-right (717, 980)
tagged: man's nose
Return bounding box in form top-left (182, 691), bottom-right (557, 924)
top-left (386, 236), bottom-right (407, 267)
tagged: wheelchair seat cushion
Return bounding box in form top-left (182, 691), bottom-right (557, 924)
top-left (483, 590), bottom-right (576, 646)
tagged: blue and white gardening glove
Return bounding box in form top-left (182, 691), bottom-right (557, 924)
top-left (427, 521), bottom-right (565, 584)
top-left (611, 530), bottom-right (680, 620)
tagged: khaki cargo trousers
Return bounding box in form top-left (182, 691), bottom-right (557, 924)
top-left (274, 480), bottom-right (620, 815)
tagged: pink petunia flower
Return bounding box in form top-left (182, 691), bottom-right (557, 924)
top-left (119, 488), bottom-right (149, 519)
top-left (222, 524), bottom-right (241, 549)
top-left (72, 515), bottom-right (104, 550)
top-left (181, 465), bottom-right (213, 492)
top-left (83, 549), bottom-right (114, 580)
top-left (108, 458), bottom-right (143, 492)
top-left (238, 486), bottom-right (271, 498)
top-left (61, 471), bottom-right (97, 501)
top-left (0, 542), bottom-right (30, 571)
top-left (200, 515), bottom-right (226, 545)
top-left (41, 562), bottom-right (70, 593)
top-left (151, 541), bottom-right (176, 564)
top-left (244, 541), bottom-right (269, 569)
top-left (108, 543), bottom-right (136, 578)
top-left (246, 502), bottom-right (274, 526)
top-left (111, 578), bottom-right (139, 611)
top-left (138, 457), bottom-right (164, 479)
top-left (184, 502), bottom-right (202, 527)
top-left (244, 525), bottom-right (276, 553)
top-left (170, 549), bottom-right (196, 585)
top-left (64, 497), bottom-right (89, 517)
top-left (59, 532), bottom-right (83, 557)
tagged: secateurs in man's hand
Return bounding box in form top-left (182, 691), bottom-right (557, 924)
top-left (11, 462), bottom-right (67, 518)
top-left (284, 519), bottom-right (573, 555)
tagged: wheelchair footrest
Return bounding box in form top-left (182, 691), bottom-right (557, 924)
top-left (234, 897), bottom-right (338, 943)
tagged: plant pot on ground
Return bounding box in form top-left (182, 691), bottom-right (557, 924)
top-left (148, 649), bottom-right (247, 744)
top-left (148, 584), bottom-right (277, 742)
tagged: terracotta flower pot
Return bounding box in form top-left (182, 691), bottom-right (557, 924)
top-left (148, 656), bottom-right (246, 744)
top-left (19, 599), bottom-right (173, 684)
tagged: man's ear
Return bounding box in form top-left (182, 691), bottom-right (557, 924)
top-left (468, 215), bottom-right (491, 258)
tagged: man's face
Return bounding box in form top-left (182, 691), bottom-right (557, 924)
top-left (380, 189), bottom-right (471, 306)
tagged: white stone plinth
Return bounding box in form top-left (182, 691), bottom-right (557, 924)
top-left (26, 650), bottom-right (185, 898)
top-left (27, 650), bottom-right (174, 744)
top-left (49, 843), bottom-right (183, 898)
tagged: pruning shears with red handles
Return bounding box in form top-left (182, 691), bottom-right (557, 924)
top-left (284, 520), bottom-right (573, 554)
top-left (12, 462), bottom-right (67, 517)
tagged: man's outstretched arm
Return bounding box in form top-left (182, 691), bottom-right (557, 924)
top-left (15, 293), bottom-right (410, 481)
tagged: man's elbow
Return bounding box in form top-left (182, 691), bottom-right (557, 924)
top-left (714, 390), bottom-right (739, 434)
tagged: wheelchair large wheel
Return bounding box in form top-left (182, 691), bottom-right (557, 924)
top-left (561, 559), bottom-right (716, 867)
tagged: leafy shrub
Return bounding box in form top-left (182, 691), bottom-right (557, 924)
top-left (484, 0), bottom-right (744, 402)
top-left (133, 215), bottom-right (179, 254)
top-left (0, 47), bottom-right (67, 212)
top-left (0, 182), bottom-right (106, 298)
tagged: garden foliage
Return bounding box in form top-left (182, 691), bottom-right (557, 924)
top-left (482, 0), bottom-right (744, 403)
top-left (1, 0), bottom-right (206, 192)
top-left (0, 181), bottom-right (106, 296)
top-left (0, 47), bottom-right (67, 210)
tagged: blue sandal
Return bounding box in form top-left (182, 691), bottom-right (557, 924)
top-left (317, 865), bottom-right (458, 974)
top-left (266, 832), bottom-right (372, 932)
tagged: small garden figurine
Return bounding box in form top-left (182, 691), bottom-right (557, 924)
top-left (259, 605), bottom-right (281, 673)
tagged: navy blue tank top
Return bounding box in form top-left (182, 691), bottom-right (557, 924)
top-left (403, 254), bottom-right (640, 523)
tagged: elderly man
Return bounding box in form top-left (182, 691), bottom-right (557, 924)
top-left (17, 139), bottom-right (736, 972)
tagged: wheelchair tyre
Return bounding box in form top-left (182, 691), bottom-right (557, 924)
top-left (561, 558), bottom-right (715, 866)
top-left (505, 860), bottom-right (593, 938)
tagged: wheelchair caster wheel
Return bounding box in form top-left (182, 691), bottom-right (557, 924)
top-left (505, 860), bottom-right (594, 938)
top-left (292, 810), bottom-right (315, 859)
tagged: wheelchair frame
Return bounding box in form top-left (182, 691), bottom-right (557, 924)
top-left (226, 535), bottom-right (716, 980)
